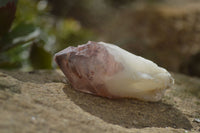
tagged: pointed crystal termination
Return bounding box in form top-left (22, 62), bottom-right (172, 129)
top-left (54, 41), bottom-right (174, 102)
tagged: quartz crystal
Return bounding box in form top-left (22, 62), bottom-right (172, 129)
top-left (55, 41), bottom-right (174, 102)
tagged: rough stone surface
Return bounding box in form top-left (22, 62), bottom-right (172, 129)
top-left (0, 70), bottom-right (200, 133)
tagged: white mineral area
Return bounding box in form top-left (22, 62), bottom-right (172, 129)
top-left (99, 42), bottom-right (174, 101)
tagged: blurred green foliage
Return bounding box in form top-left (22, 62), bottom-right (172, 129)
top-left (0, 0), bottom-right (95, 70)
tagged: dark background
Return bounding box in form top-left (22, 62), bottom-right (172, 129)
top-left (0, 0), bottom-right (200, 77)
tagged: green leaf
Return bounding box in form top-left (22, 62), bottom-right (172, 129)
top-left (0, 23), bottom-right (40, 52)
top-left (29, 43), bottom-right (52, 69)
top-left (0, 43), bottom-right (29, 69)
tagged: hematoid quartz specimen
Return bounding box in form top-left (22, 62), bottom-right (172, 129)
top-left (55, 41), bottom-right (174, 102)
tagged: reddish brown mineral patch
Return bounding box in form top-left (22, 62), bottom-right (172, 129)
top-left (54, 41), bottom-right (123, 98)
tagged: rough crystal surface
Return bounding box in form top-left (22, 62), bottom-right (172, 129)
top-left (55, 41), bottom-right (174, 101)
